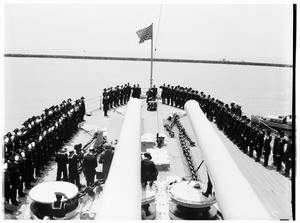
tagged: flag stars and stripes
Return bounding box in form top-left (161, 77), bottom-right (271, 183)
top-left (136, 24), bottom-right (152, 44)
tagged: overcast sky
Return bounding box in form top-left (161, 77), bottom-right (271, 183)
top-left (4, 3), bottom-right (293, 64)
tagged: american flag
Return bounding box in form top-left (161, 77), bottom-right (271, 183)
top-left (136, 24), bottom-right (152, 44)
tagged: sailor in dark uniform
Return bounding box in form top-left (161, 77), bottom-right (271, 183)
top-left (103, 94), bottom-right (109, 117)
top-left (255, 129), bottom-right (265, 162)
top-left (272, 132), bottom-right (280, 166)
top-left (169, 86), bottom-right (175, 106)
top-left (248, 126), bottom-right (258, 157)
top-left (166, 84), bottom-right (171, 105)
top-left (98, 144), bottom-right (115, 181)
top-left (125, 82), bottom-right (131, 103)
top-left (7, 155), bottom-right (21, 206)
top-left (55, 148), bottom-right (68, 181)
top-left (83, 148), bottom-right (98, 186)
top-left (136, 84), bottom-right (142, 99)
top-left (160, 84), bottom-right (166, 104)
top-left (262, 130), bottom-right (272, 167)
top-left (67, 148), bottom-right (81, 188)
top-left (284, 135), bottom-right (292, 177)
top-left (108, 87), bottom-right (114, 108)
top-left (276, 132), bottom-right (286, 172)
top-left (141, 152), bottom-right (158, 188)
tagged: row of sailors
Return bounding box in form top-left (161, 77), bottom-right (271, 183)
top-left (3, 97), bottom-right (86, 206)
top-left (160, 83), bottom-right (292, 177)
top-left (216, 110), bottom-right (293, 177)
top-left (102, 83), bottom-right (141, 116)
top-left (159, 83), bottom-right (242, 116)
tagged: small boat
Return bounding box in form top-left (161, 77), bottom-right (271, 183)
top-left (251, 115), bottom-right (292, 132)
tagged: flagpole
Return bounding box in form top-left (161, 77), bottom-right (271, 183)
top-left (150, 23), bottom-right (153, 88)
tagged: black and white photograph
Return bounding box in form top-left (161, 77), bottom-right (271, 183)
top-left (2, 2), bottom-right (295, 220)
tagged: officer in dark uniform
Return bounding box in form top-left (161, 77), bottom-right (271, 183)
top-left (262, 130), bottom-right (272, 167)
top-left (83, 148), bottom-right (98, 186)
top-left (55, 148), bottom-right (68, 181)
top-left (99, 144), bottom-right (115, 181)
top-left (67, 148), bottom-right (81, 188)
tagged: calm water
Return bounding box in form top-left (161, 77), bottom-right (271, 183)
top-left (4, 57), bottom-right (293, 132)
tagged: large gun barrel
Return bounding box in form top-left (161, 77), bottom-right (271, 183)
top-left (185, 100), bottom-right (271, 220)
top-left (96, 98), bottom-right (142, 220)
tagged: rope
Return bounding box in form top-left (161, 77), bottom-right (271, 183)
top-left (154, 4), bottom-right (163, 59)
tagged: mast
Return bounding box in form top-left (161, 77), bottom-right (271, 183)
top-left (150, 23), bottom-right (153, 88)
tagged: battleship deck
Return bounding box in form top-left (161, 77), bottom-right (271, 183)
top-left (10, 99), bottom-right (292, 220)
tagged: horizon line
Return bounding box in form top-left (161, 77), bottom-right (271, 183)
top-left (4, 53), bottom-right (293, 68)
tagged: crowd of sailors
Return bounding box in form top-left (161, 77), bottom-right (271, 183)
top-left (102, 83), bottom-right (141, 116)
top-left (3, 97), bottom-right (86, 206)
top-left (3, 83), bottom-right (293, 208)
top-left (159, 83), bottom-right (293, 178)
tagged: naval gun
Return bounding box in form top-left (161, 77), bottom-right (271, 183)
top-left (184, 100), bottom-right (271, 220)
top-left (96, 98), bottom-right (142, 220)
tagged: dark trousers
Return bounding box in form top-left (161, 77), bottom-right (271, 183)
top-left (285, 159), bottom-right (292, 176)
top-left (69, 172), bottom-right (80, 188)
top-left (276, 155), bottom-right (283, 171)
top-left (56, 166), bottom-right (68, 181)
top-left (85, 173), bottom-right (95, 186)
top-left (264, 154), bottom-right (269, 167)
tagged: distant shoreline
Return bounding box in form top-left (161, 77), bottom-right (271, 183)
top-left (4, 53), bottom-right (292, 68)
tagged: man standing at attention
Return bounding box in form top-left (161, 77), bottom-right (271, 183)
top-left (99, 143), bottom-right (115, 181)
top-left (67, 148), bottom-right (81, 189)
top-left (55, 148), bottom-right (68, 181)
top-left (83, 148), bottom-right (98, 186)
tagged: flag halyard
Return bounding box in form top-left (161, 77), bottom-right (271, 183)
top-left (136, 24), bottom-right (152, 44)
